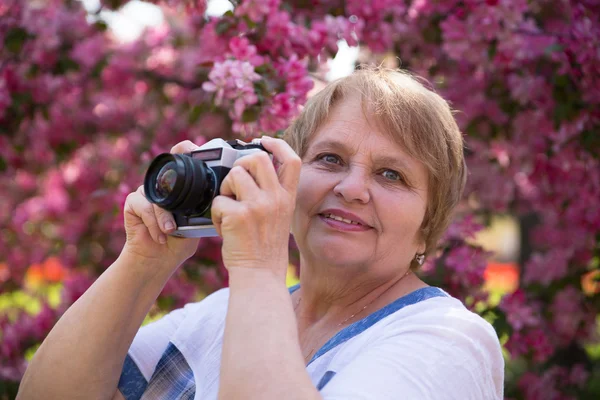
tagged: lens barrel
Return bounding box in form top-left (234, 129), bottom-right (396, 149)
top-left (144, 153), bottom-right (217, 215)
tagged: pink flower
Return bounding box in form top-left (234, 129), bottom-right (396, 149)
top-left (569, 364), bottom-right (589, 388)
top-left (228, 37), bottom-right (264, 66)
top-left (523, 249), bottom-right (571, 286)
top-left (444, 245), bottom-right (489, 288)
top-left (235, 0), bottom-right (281, 23)
top-left (499, 290), bottom-right (540, 331)
top-left (70, 34), bottom-right (106, 70)
top-left (161, 273), bottom-right (198, 308)
top-left (444, 215), bottom-right (485, 241)
top-left (550, 286), bottom-right (587, 345)
top-left (202, 60), bottom-right (261, 120)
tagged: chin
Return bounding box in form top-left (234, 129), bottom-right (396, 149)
top-left (307, 236), bottom-right (369, 267)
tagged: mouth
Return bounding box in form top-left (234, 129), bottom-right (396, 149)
top-left (320, 213), bottom-right (363, 225)
top-left (318, 209), bottom-right (372, 228)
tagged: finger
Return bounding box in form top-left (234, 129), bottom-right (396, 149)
top-left (260, 136), bottom-right (301, 193)
top-left (153, 204), bottom-right (177, 234)
top-left (139, 185), bottom-right (176, 234)
top-left (233, 151), bottom-right (278, 191)
top-left (211, 194), bottom-right (249, 237)
top-left (170, 140), bottom-right (200, 154)
top-left (211, 195), bottom-right (233, 237)
top-left (127, 186), bottom-right (167, 244)
top-left (220, 165), bottom-right (261, 200)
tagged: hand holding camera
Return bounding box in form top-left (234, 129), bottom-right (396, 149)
top-left (123, 136), bottom-right (300, 276)
top-left (122, 140), bottom-right (202, 270)
top-left (211, 135), bottom-right (301, 275)
top-left (143, 138), bottom-right (269, 238)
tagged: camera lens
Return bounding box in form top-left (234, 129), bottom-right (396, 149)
top-left (143, 153), bottom-right (217, 215)
top-left (155, 162), bottom-right (178, 200)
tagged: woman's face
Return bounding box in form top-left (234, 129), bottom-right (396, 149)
top-left (291, 95), bottom-right (429, 274)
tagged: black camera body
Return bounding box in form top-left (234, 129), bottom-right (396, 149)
top-left (144, 138), bottom-right (267, 238)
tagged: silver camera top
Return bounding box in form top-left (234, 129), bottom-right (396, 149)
top-left (191, 138), bottom-right (268, 169)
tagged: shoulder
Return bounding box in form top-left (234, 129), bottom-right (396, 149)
top-left (377, 292), bottom-right (504, 398)
top-left (321, 291), bottom-right (504, 399)
top-left (387, 293), bottom-right (499, 343)
top-left (377, 292), bottom-right (502, 361)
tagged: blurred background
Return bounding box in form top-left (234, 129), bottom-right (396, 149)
top-left (1, 0), bottom-right (599, 398)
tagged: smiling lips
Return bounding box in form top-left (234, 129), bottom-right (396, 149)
top-left (318, 209), bottom-right (372, 232)
top-left (323, 213), bottom-right (362, 225)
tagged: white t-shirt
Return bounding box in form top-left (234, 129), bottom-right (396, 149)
top-left (118, 286), bottom-right (504, 400)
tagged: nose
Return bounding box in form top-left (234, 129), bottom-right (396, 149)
top-left (333, 167), bottom-right (370, 204)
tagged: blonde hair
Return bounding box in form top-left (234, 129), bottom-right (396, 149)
top-left (284, 66), bottom-right (467, 268)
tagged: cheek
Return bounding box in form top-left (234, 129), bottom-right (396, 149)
top-left (380, 193), bottom-right (427, 239)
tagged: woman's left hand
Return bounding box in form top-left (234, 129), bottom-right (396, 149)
top-left (211, 136), bottom-right (301, 278)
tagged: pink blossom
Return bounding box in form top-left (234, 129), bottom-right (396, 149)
top-left (550, 286), bottom-right (586, 345)
top-left (499, 290), bottom-right (540, 331)
top-left (505, 327), bottom-right (554, 363)
top-left (70, 34), bottom-right (106, 70)
top-left (235, 0), bottom-right (281, 23)
top-left (518, 369), bottom-right (565, 400)
top-left (523, 249), bottom-right (571, 286)
top-left (228, 37), bottom-right (264, 66)
top-left (202, 60), bottom-right (261, 120)
top-left (161, 273), bottom-right (198, 308)
top-left (443, 215), bottom-right (485, 241)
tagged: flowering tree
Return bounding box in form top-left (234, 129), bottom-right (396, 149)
top-left (1, 0), bottom-right (599, 398)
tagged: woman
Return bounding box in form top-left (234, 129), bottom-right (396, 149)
top-left (18, 68), bottom-right (504, 399)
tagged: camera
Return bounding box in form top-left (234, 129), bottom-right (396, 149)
top-left (143, 138), bottom-right (267, 238)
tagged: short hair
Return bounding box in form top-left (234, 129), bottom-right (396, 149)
top-left (284, 66), bottom-right (467, 268)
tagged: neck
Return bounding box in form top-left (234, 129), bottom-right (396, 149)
top-left (294, 257), bottom-right (420, 327)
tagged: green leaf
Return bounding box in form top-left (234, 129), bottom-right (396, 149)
top-left (53, 57), bottom-right (80, 75)
top-left (93, 20), bottom-right (109, 32)
top-left (580, 129), bottom-right (600, 158)
top-left (544, 43), bottom-right (564, 56)
top-left (488, 39), bottom-right (498, 59)
top-left (243, 15), bottom-right (257, 29)
top-left (41, 106), bottom-right (50, 121)
top-left (254, 63), bottom-right (274, 76)
top-left (552, 74), bottom-right (584, 125)
top-left (188, 105), bottom-right (204, 124)
top-left (242, 107), bottom-right (260, 123)
top-left (215, 20), bottom-right (232, 35)
top-left (4, 27), bottom-right (31, 54)
top-left (90, 57), bottom-right (108, 79)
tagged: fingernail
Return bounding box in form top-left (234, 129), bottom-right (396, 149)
top-left (158, 234), bottom-right (167, 244)
top-left (164, 221), bottom-right (175, 231)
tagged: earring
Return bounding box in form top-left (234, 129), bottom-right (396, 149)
top-left (414, 253), bottom-right (425, 266)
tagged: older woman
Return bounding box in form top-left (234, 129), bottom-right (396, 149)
top-left (18, 68), bottom-right (504, 400)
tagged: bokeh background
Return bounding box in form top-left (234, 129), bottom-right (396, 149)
top-left (1, 0), bottom-right (599, 398)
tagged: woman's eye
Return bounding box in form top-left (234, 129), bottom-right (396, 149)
top-left (319, 154), bottom-right (341, 164)
top-left (381, 169), bottom-right (402, 181)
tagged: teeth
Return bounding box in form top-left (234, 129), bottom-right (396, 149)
top-left (325, 213), bottom-right (360, 225)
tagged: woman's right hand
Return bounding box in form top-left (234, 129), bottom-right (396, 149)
top-left (121, 140), bottom-right (201, 269)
